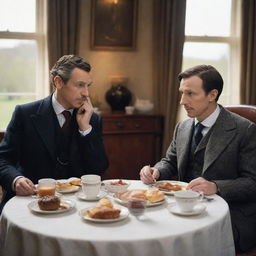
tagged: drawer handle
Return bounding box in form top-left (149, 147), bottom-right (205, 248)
top-left (135, 123), bottom-right (141, 128)
top-left (116, 122), bottom-right (125, 128)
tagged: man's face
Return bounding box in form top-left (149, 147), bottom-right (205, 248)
top-left (55, 67), bottom-right (93, 109)
top-left (179, 75), bottom-right (217, 122)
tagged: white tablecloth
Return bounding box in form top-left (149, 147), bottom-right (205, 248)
top-left (0, 180), bottom-right (235, 256)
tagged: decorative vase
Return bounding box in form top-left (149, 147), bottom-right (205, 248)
top-left (105, 85), bottom-right (132, 112)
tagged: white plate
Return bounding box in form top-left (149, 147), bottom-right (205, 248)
top-left (80, 205), bottom-right (129, 223)
top-left (76, 191), bottom-right (107, 201)
top-left (28, 199), bottom-right (76, 214)
top-left (56, 185), bottom-right (80, 194)
top-left (167, 203), bottom-right (206, 216)
top-left (113, 194), bottom-right (166, 207)
top-left (154, 180), bottom-right (188, 195)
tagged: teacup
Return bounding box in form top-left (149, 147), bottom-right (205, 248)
top-left (125, 106), bottom-right (135, 115)
top-left (81, 175), bottom-right (101, 199)
top-left (37, 178), bottom-right (56, 197)
top-left (174, 190), bottom-right (203, 212)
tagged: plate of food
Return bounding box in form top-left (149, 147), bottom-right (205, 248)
top-left (56, 180), bottom-right (80, 193)
top-left (80, 198), bottom-right (129, 223)
top-left (154, 180), bottom-right (188, 195)
top-left (28, 196), bottom-right (75, 214)
top-left (102, 179), bottom-right (130, 193)
top-left (113, 189), bottom-right (166, 207)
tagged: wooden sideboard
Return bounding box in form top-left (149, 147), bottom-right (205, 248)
top-left (102, 113), bottom-right (163, 180)
top-left (0, 114), bottom-right (164, 180)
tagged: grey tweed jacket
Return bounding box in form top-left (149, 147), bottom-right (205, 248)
top-left (155, 105), bottom-right (256, 251)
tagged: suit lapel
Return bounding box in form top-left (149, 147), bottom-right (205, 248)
top-left (202, 108), bottom-right (236, 173)
top-left (30, 95), bottom-right (57, 161)
top-left (177, 119), bottom-right (194, 178)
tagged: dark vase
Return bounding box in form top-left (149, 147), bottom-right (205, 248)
top-left (105, 85), bottom-right (132, 112)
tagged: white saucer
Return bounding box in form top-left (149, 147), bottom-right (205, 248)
top-left (76, 191), bottom-right (107, 201)
top-left (168, 203), bottom-right (206, 216)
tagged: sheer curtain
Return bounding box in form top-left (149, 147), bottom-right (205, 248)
top-left (240, 0), bottom-right (256, 104)
top-left (152, 0), bottom-right (186, 152)
top-left (47, 0), bottom-right (80, 70)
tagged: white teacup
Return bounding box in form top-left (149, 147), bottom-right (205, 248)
top-left (81, 175), bottom-right (101, 199)
top-left (174, 190), bottom-right (203, 212)
top-left (125, 106), bottom-right (135, 115)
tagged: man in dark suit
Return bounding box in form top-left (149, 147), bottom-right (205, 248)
top-left (0, 55), bottom-right (109, 211)
top-left (140, 65), bottom-right (256, 253)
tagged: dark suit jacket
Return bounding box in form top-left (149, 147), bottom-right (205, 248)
top-left (0, 95), bottom-right (109, 210)
top-left (155, 106), bottom-right (256, 251)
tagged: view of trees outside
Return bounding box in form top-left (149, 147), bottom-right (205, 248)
top-left (182, 42), bottom-right (229, 105)
top-left (0, 40), bottom-right (37, 129)
top-left (0, 0), bottom-right (36, 129)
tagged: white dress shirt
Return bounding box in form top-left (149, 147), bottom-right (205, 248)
top-left (194, 104), bottom-right (221, 137)
top-left (52, 94), bottom-right (92, 136)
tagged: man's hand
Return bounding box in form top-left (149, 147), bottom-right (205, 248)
top-left (186, 177), bottom-right (217, 195)
top-left (15, 177), bottom-right (36, 196)
top-left (140, 165), bottom-right (160, 184)
top-left (76, 96), bottom-right (94, 131)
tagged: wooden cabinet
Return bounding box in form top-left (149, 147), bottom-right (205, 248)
top-left (102, 114), bottom-right (163, 180)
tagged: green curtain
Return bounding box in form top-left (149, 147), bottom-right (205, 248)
top-left (152, 0), bottom-right (186, 153)
top-left (47, 0), bottom-right (80, 71)
top-left (240, 0), bottom-right (256, 104)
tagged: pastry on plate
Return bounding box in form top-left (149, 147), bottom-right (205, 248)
top-left (156, 182), bottom-right (184, 191)
top-left (117, 189), bottom-right (164, 203)
top-left (84, 198), bottom-right (121, 219)
top-left (38, 195), bottom-right (60, 211)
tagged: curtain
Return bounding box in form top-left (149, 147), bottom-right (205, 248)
top-left (152, 0), bottom-right (186, 153)
top-left (47, 0), bottom-right (80, 70)
top-left (240, 0), bottom-right (256, 104)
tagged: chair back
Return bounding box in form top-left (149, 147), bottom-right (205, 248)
top-left (225, 104), bottom-right (256, 123)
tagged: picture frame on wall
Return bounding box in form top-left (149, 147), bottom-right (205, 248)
top-left (91, 0), bottom-right (138, 50)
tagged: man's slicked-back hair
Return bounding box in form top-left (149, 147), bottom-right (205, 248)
top-left (50, 55), bottom-right (91, 88)
top-left (178, 65), bottom-right (223, 102)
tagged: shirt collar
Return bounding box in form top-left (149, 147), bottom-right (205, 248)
top-left (52, 94), bottom-right (74, 115)
top-left (194, 104), bottom-right (220, 128)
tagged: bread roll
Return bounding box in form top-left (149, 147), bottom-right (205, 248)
top-left (118, 189), bottom-right (146, 201)
top-left (144, 190), bottom-right (164, 203)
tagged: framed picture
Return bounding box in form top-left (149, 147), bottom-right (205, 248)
top-left (91, 0), bottom-right (138, 50)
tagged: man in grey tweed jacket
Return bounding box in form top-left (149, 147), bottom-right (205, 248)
top-left (140, 65), bottom-right (256, 253)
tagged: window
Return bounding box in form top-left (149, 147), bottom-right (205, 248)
top-left (182, 0), bottom-right (241, 105)
top-left (0, 0), bottom-right (47, 129)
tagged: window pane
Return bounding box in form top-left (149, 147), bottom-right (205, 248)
top-left (185, 0), bottom-right (231, 36)
top-left (0, 39), bottom-right (37, 129)
top-left (0, 0), bottom-right (36, 32)
top-left (0, 96), bottom-right (35, 129)
top-left (182, 42), bottom-right (230, 104)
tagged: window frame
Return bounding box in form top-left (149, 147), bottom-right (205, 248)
top-left (0, 0), bottom-right (48, 100)
top-left (183, 0), bottom-right (241, 104)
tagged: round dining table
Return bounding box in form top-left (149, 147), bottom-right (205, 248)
top-left (0, 180), bottom-right (235, 256)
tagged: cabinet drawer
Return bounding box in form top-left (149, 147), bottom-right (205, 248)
top-left (102, 116), bottom-right (162, 134)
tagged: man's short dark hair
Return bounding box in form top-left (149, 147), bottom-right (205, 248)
top-left (178, 65), bottom-right (223, 102)
top-left (50, 55), bottom-right (91, 88)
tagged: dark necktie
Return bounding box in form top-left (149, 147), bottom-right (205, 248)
top-left (62, 110), bottom-right (72, 131)
top-left (194, 122), bottom-right (205, 146)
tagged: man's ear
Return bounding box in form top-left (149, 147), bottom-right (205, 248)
top-left (53, 75), bottom-right (63, 89)
top-left (209, 89), bottom-right (218, 102)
